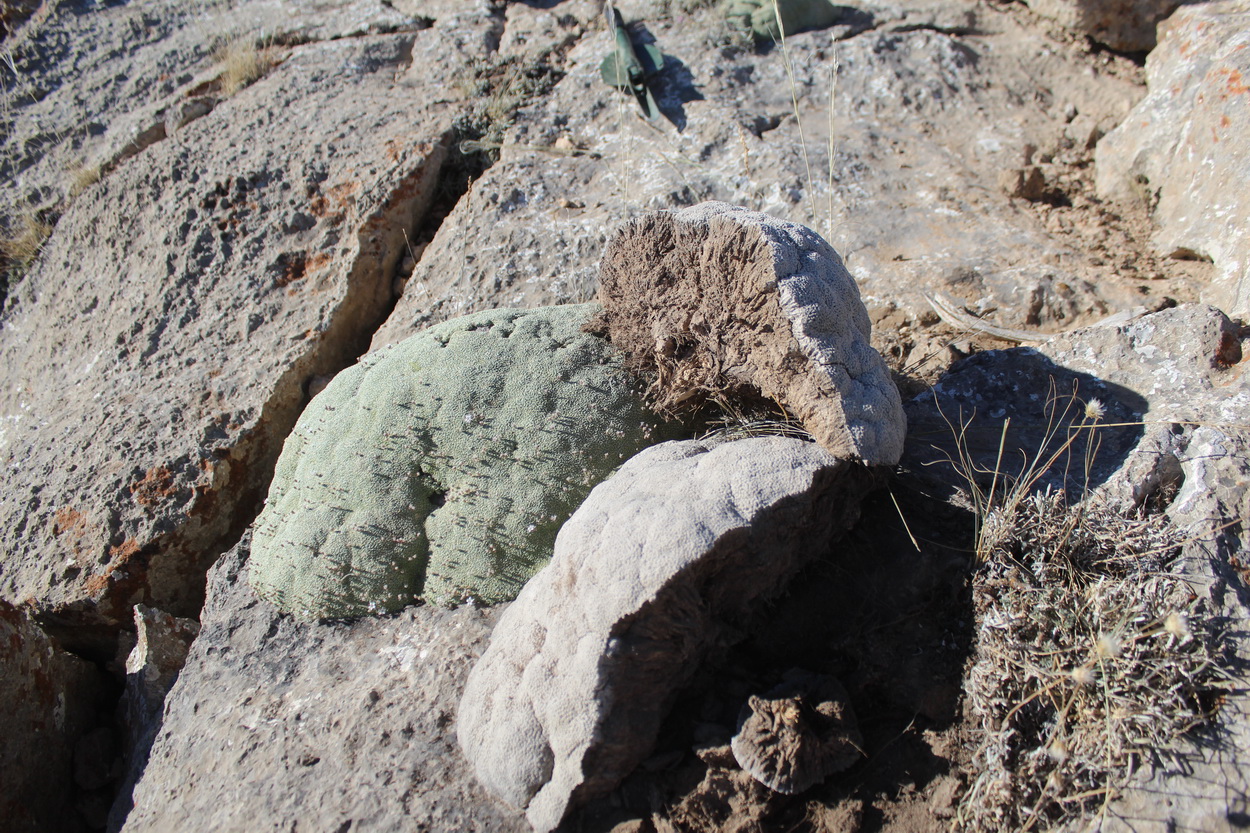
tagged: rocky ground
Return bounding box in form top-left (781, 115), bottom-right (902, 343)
top-left (1, 0), bottom-right (1247, 831)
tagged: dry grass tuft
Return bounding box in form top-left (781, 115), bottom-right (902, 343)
top-left (935, 379), bottom-right (1109, 565)
top-left (214, 38), bottom-right (277, 97)
top-left (956, 486), bottom-right (1232, 830)
top-left (1, 212), bottom-right (53, 267)
top-left (66, 160), bottom-right (102, 198)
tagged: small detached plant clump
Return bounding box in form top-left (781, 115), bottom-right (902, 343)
top-left (958, 488), bottom-right (1231, 831)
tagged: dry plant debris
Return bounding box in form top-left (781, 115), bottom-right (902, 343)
top-left (67, 160), bottom-right (102, 198)
top-left (214, 38), bottom-right (277, 97)
top-left (1, 212), bottom-right (52, 268)
top-left (731, 670), bottom-right (864, 795)
top-left (958, 490), bottom-right (1232, 831)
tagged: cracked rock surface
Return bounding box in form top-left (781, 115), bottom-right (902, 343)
top-left (121, 533), bottom-right (527, 833)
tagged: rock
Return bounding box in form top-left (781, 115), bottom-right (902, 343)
top-left (108, 605), bottom-right (200, 831)
top-left (121, 533), bottom-right (527, 833)
top-left (0, 0), bottom-right (38, 38)
top-left (1037, 304), bottom-right (1250, 831)
top-left (594, 202), bottom-right (906, 466)
top-left (1041, 305), bottom-right (1244, 515)
top-left (730, 670), bottom-right (863, 794)
top-left (375, 1), bottom-right (1155, 349)
top-left (903, 344), bottom-right (1150, 502)
top-left (0, 28), bottom-right (464, 647)
top-left (498, 0), bottom-right (584, 59)
top-left (458, 436), bottom-right (874, 833)
top-left (0, 599), bottom-right (106, 833)
top-left (1095, 1), bottom-right (1250, 318)
top-left (0, 0), bottom-right (420, 249)
top-left (368, 150), bottom-right (612, 346)
top-left (1021, 0), bottom-right (1181, 52)
top-left (997, 166), bottom-right (1048, 202)
top-left (249, 303), bottom-right (681, 617)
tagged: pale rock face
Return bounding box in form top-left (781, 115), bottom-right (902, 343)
top-left (122, 535), bottom-right (529, 833)
top-left (108, 605), bottom-right (200, 831)
top-left (0, 25), bottom-right (466, 643)
top-left (1096, 1), bottom-right (1250, 317)
top-left (0, 0), bottom-right (421, 242)
top-left (458, 436), bottom-right (875, 833)
top-left (596, 202), bottom-right (906, 466)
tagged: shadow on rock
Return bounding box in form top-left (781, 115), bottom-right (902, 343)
top-left (903, 348), bottom-right (1149, 503)
top-left (625, 24), bottom-right (704, 132)
top-left (575, 473), bottom-right (978, 832)
top-left (653, 52), bottom-right (703, 132)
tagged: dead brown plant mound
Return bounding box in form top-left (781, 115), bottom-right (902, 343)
top-left (592, 204), bottom-right (906, 466)
top-left (593, 208), bottom-right (785, 418)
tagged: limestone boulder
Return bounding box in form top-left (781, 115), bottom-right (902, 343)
top-left (120, 534), bottom-right (527, 833)
top-left (248, 303), bottom-right (681, 617)
top-left (1096, 1), bottom-right (1250, 318)
top-left (458, 436), bottom-right (875, 833)
top-left (903, 342), bottom-right (1150, 502)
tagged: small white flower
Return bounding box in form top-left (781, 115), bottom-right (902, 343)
top-left (1164, 611), bottom-right (1192, 642)
top-left (1095, 633), bottom-right (1122, 660)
